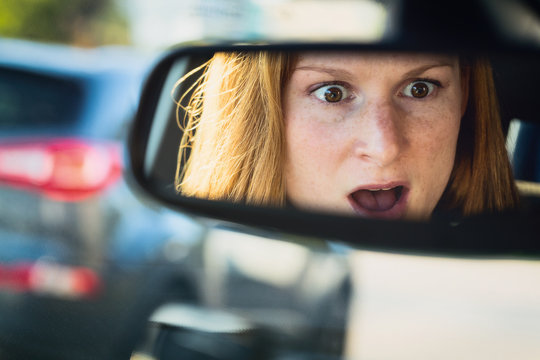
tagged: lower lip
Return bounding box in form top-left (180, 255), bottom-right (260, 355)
top-left (347, 187), bottom-right (409, 220)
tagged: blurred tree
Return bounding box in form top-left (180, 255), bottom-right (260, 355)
top-left (0, 0), bottom-right (130, 47)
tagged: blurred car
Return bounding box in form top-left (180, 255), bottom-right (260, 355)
top-left (0, 37), bottom-right (188, 276)
top-left (0, 38), bottom-right (207, 359)
top-left (0, 37), bottom-right (150, 251)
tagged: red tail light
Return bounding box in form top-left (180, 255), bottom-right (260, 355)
top-left (0, 138), bottom-right (122, 201)
top-left (0, 261), bottom-right (101, 299)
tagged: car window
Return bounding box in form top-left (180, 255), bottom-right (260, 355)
top-left (0, 67), bottom-right (84, 130)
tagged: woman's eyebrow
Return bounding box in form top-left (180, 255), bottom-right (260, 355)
top-left (294, 65), bottom-right (355, 79)
top-left (402, 62), bottom-right (455, 78)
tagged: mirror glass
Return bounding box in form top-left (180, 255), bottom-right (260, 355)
top-left (138, 48), bottom-right (540, 225)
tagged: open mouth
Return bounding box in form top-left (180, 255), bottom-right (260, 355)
top-left (348, 185), bottom-right (407, 218)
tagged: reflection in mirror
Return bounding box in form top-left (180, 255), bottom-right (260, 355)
top-left (146, 50), bottom-right (538, 222)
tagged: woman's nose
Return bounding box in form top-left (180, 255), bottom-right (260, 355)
top-left (353, 100), bottom-right (404, 167)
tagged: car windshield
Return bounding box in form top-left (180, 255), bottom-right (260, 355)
top-left (0, 67), bottom-right (84, 130)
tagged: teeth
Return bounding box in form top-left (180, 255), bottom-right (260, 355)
top-left (368, 187), bottom-right (393, 191)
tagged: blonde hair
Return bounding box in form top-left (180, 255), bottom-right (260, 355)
top-left (176, 51), bottom-right (296, 206)
top-left (176, 51), bottom-right (519, 217)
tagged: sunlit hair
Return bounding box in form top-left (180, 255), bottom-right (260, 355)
top-left (176, 51), bottom-right (296, 206)
top-left (176, 51), bottom-right (519, 217)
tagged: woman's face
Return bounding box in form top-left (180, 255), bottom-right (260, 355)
top-left (283, 52), bottom-right (466, 220)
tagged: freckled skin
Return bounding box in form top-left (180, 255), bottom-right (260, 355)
top-left (283, 52), bottom-right (464, 220)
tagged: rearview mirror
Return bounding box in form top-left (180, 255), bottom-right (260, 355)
top-left (129, 44), bottom-right (540, 256)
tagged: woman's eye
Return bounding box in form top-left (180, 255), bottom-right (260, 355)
top-left (403, 81), bottom-right (437, 99)
top-left (312, 84), bottom-right (349, 103)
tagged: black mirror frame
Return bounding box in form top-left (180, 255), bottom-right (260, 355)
top-left (128, 42), bottom-right (540, 258)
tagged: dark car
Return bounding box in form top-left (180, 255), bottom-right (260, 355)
top-left (0, 38), bottom-right (150, 251)
top-left (0, 39), bottom-right (217, 359)
top-left (2, 1), bottom-right (540, 360)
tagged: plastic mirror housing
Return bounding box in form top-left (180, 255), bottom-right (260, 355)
top-left (127, 40), bottom-right (540, 257)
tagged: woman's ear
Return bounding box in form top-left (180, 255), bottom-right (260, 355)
top-left (460, 66), bottom-right (470, 117)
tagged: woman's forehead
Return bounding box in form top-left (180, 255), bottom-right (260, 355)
top-left (294, 51), bottom-right (459, 69)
